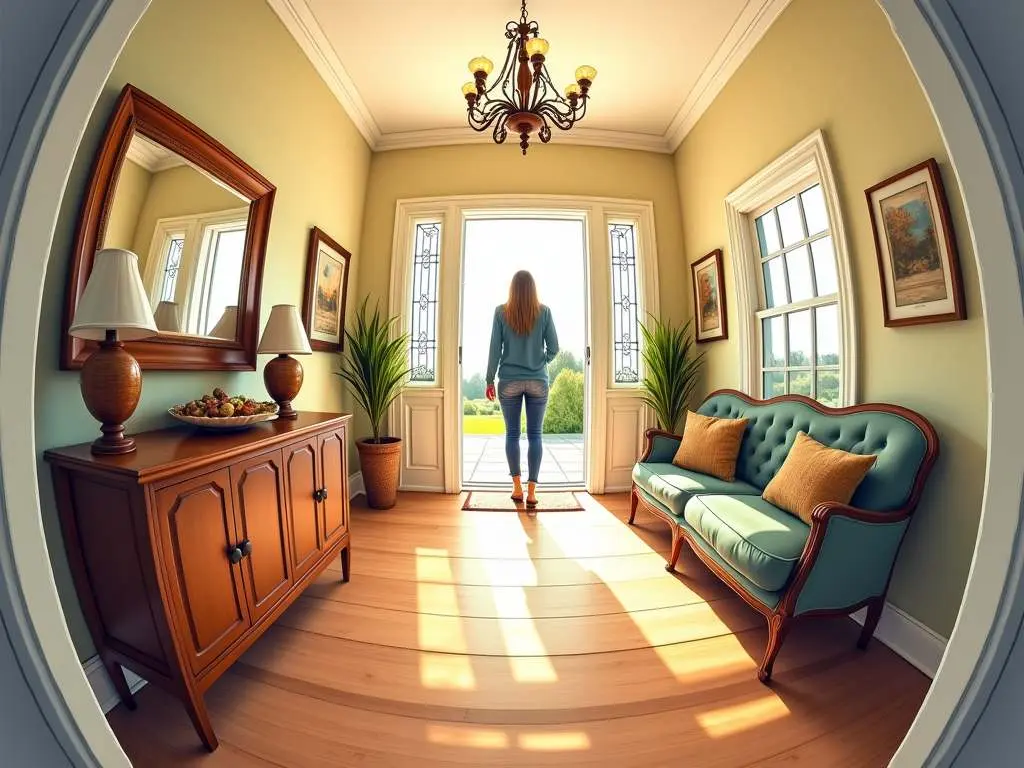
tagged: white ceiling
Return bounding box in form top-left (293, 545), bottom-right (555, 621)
top-left (268, 0), bottom-right (791, 152)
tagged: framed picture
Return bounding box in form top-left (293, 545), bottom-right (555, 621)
top-left (866, 158), bottom-right (966, 326)
top-left (691, 249), bottom-right (728, 343)
top-left (302, 226), bottom-right (351, 352)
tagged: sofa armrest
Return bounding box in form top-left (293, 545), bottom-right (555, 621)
top-left (640, 429), bottom-right (682, 463)
top-left (785, 502), bottom-right (911, 617)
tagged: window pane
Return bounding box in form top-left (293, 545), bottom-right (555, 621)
top-left (609, 223), bottom-right (640, 383)
top-left (801, 184), bottom-right (828, 235)
top-left (756, 210), bottom-right (781, 256)
top-left (790, 370), bottom-right (812, 397)
top-left (785, 245), bottom-right (814, 302)
top-left (410, 222), bottom-right (441, 382)
top-left (788, 309), bottom-right (812, 366)
top-left (777, 197), bottom-right (805, 247)
top-left (763, 256), bottom-right (788, 308)
top-left (763, 371), bottom-right (786, 398)
top-left (815, 304), bottom-right (840, 366)
top-left (811, 236), bottom-right (838, 296)
top-left (817, 371), bottom-right (841, 407)
top-left (202, 228), bottom-right (245, 335)
top-left (762, 315), bottom-right (786, 368)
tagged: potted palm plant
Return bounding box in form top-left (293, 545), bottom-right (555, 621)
top-left (638, 315), bottom-right (705, 434)
top-left (336, 298), bottom-right (411, 509)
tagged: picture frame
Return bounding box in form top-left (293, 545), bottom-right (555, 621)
top-left (865, 158), bottom-right (966, 327)
top-left (691, 249), bottom-right (728, 343)
top-left (302, 226), bottom-right (351, 352)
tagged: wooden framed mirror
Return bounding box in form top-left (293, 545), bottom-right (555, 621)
top-left (61, 84), bottom-right (275, 370)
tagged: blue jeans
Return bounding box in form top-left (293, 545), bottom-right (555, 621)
top-left (498, 379), bottom-right (549, 483)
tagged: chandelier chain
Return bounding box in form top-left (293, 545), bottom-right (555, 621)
top-left (520, 0), bottom-right (528, 26)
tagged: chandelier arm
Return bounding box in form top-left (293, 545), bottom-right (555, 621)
top-left (536, 101), bottom-right (576, 131)
top-left (492, 111), bottom-right (511, 144)
top-left (468, 98), bottom-right (517, 132)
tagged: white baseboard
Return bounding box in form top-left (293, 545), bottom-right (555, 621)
top-left (851, 601), bottom-right (948, 678)
top-left (83, 656), bottom-right (148, 714)
top-left (349, 471), bottom-right (364, 499)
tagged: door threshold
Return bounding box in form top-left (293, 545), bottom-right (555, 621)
top-left (462, 483), bottom-right (587, 492)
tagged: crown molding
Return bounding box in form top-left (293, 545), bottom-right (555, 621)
top-left (271, 0), bottom-right (789, 155)
top-left (374, 126), bottom-right (672, 153)
top-left (665, 0), bottom-right (792, 150)
top-left (125, 135), bottom-right (184, 172)
top-left (266, 0), bottom-right (381, 148)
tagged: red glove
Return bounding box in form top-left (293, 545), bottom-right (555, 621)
top-left (485, 383), bottom-right (496, 401)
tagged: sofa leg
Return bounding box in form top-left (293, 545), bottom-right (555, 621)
top-left (666, 527), bottom-right (684, 573)
top-left (857, 598), bottom-right (885, 650)
top-left (758, 614), bottom-right (790, 684)
top-left (628, 487), bottom-right (638, 525)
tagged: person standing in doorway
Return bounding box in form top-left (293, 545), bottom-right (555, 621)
top-left (486, 270), bottom-right (560, 508)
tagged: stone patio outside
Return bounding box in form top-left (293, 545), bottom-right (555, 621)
top-left (463, 433), bottom-right (584, 486)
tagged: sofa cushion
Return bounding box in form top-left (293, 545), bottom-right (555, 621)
top-left (684, 494), bottom-right (809, 592)
top-left (671, 411), bottom-right (748, 481)
top-left (632, 463), bottom-right (759, 518)
top-left (698, 393), bottom-right (929, 511)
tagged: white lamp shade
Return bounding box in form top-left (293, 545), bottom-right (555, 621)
top-left (257, 304), bottom-right (312, 354)
top-left (69, 248), bottom-right (158, 341)
top-left (153, 301), bottom-right (182, 332)
top-left (208, 305), bottom-right (239, 338)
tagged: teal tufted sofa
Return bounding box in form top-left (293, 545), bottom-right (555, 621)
top-left (630, 389), bottom-right (939, 682)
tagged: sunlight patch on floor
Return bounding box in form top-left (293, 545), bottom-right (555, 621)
top-left (415, 547), bottom-right (455, 582)
top-left (418, 651), bottom-right (476, 690)
top-left (508, 656), bottom-right (559, 683)
top-left (696, 694), bottom-right (791, 737)
top-left (426, 724), bottom-right (509, 749)
top-left (417, 582), bottom-right (461, 615)
top-left (652, 634), bottom-right (754, 684)
top-left (518, 731), bottom-right (592, 751)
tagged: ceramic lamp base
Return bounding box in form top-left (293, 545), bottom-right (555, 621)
top-left (264, 354), bottom-right (303, 419)
top-left (80, 332), bottom-right (142, 455)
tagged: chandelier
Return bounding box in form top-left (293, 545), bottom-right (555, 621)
top-left (461, 0), bottom-right (597, 155)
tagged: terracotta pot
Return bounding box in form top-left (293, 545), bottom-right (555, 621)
top-left (356, 436), bottom-right (402, 509)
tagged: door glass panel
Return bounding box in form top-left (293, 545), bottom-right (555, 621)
top-left (410, 222), bottom-right (441, 382)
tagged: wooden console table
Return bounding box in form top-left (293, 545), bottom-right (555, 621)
top-left (45, 412), bottom-right (352, 751)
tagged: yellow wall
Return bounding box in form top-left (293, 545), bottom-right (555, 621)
top-left (673, 0), bottom-right (986, 636)
top-left (35, 0), bottom-right (370, 660)
top-left (129, 163), bottom-right (247, 269)
top-left (103, 158), bottom-right (151, 252)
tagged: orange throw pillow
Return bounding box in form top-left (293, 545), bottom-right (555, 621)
top-left (762, 432), bottom-right (877, 524)
top-left (671, 411), bottom-right (748, 482)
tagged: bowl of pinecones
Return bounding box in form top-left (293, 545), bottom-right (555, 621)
top-left (168, 388), bottom-right (279, 429)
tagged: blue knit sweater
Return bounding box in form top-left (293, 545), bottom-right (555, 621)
top-left (486, 304), bottom-right (559, 385)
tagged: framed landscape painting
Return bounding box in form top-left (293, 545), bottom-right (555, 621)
top-left (866, 158), bottom-right (965, 326)
top-left (691, 249), bottom-right (728, 343)
top-left (302, 227), bottom-right (351, 352)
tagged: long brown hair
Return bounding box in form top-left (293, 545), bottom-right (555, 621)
top-left (504, 270), bottom-right (541, 335)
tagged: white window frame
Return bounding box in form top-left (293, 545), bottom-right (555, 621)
top-left (724, 129), bottom-right (858, 405)
top-left (141, 207), bottom-right (249, 333)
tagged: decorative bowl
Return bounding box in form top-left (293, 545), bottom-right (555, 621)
top-left (168, 409), bottom-right (278, 430)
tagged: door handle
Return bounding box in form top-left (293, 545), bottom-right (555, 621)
top-left (313, 488), bottom-right (328, 502)
top-left (227, 545), bottom-right (243, 565)
top-left (240, 539), bottom-right (253, 557)
top-left (585, 346), bottom-right (591, 365)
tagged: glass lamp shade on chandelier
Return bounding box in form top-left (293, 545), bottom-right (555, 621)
top-left (462, 0), bottom-right (597, 155)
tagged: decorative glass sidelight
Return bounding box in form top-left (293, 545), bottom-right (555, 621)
top-left (410, 222), bottom-right (442, 382)
top-left (159, 236), bottom-right (185, 302)
top-left (608, 223), bottom-right (640, 384)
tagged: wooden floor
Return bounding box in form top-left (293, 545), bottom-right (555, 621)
top-left (108, 492), bottom-right (929, 767)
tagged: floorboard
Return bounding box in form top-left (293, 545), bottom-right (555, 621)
top-left (107, 491), bottom-right (929, 766)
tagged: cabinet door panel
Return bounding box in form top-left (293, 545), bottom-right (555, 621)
top-left (319, 428), bottom-right (348, 546)
top-left (231, 450), bottom-right (291, 622)
top-left (155, 470), bottom-right (248, 674)
top-left (284, 438), bottom-right (322, 580)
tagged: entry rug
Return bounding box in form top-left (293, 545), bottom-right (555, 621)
top-left (462, 491), bottom-right (583, 511)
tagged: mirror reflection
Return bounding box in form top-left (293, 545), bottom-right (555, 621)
top-left (102, 132), bottom-right (250, 339)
